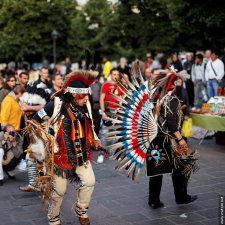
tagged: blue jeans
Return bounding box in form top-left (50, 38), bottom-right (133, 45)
top-left (207, 79), bottom-right (218, 98)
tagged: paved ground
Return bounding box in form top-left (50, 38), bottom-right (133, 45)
top-left (0, 138), bottom-right (225, 225)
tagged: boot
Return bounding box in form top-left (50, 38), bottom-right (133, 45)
top-left (176, 195), bottom-right (198, 204)
top-left (79, 217), bottom-right (90, 225)
top-left (19, 185), bottom-right (40, 192)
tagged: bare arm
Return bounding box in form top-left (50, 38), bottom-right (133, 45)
top-left (99, 92), bottom-right (108, 120)
top-left (20, 103), bottom-right (44, 112)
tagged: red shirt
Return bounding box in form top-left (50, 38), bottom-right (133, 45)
top-left (101, 82), bottom-right (124, 109)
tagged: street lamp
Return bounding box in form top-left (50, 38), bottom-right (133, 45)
top-left (51, 29), bottom-right (58, 65)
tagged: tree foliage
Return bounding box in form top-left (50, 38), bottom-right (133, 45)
top-left (160, 0), bottom-right (225, 52)
top-left (116, 0), bottom-right (225, 56)
top-left (71, 0), bottom-right (122, 60)
top-left (0, 0), bottom-right (76, 62)
top-left (0, 0), bottom-right (224, 62)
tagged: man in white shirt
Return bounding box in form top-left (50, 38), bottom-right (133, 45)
top-left (205, 49), bottom-right (224, 98)
top-left (191, 53), bottom-right (205, 108)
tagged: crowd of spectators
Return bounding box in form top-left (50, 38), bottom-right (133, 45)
top-left (0, 49), bottom-right (224, 183)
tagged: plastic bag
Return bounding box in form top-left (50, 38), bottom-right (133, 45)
top-left (202, 88), bottom-right (208, 102)
top-left (181, 118), bottom-right (193, 138)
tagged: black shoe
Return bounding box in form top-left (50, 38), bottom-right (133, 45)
top-left (176, 195), bottom-right (198, 204)
top-left (5, 171), bottom-right (16, 179)
top-left (79, 217), bottom-right (90, 225)
top-left (149, 201), bottom-right (164, 209)
top-left (0, 180), bottom-right (3, 186)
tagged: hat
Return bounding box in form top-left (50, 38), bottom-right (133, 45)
top-left (54, 70), bottom-right (98, 96)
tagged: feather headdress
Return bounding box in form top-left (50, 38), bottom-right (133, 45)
top-left (106, 61), bottom-right (158, 181)
top-left (53, 70), bottom-right (98, 97)
top-left (53, 49), bottom-right (99, 97)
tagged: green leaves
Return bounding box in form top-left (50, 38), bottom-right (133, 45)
top-left (0, 0), bottom-right (77, 61)
top-left (0, 0), bottom-right (224, 62)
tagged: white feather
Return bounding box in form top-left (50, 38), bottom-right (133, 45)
top-left (21, 93), bottom-right (46, 106)
top-left (30, 138), bottom-right (45, 161)
top-left (28, 94), bottom-right (46, 105)
top-left (37, 82), bottom-right (47, 89)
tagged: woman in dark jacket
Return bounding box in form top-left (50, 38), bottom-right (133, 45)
top-left (170, 53), bottom-right (183, 72)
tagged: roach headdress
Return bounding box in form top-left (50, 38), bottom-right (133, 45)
top-left (53, 49), bottom-right (99, 96)
top-left (53, 70), bottom-right (98, 97)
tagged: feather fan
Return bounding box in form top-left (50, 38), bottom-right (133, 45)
top-left (105, 61), bottom-right (158, 181)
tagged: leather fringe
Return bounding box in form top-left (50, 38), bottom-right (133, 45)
top-left (54, 165), bottom-right (80, 183)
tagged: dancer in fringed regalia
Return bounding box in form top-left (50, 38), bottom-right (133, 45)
top-left (19, 82), bottom-right (51, 192)
top-left (147, 69), bottom-right (198, 208)
top-left (105, 63), bottom-right (198, 208)
top-left (24, 70), bottom-right (102, 225)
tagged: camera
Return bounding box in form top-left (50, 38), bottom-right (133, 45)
top-left (9, 131), bottom-right (15, 137)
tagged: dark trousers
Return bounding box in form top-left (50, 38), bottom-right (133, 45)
top-left (3, 157), bottom-right (21, 172)
top-left (185, 79), bottom-right (194, 107)
top-left (92, 109), bottom-right (101, 137)
top-left (149, 166), bottom-right (188, 204)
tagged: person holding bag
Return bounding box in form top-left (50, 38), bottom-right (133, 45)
top-left (148, 71), bottom-right (197, 209)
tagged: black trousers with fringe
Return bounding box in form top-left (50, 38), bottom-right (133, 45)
top-left (148, 165), bottom-right (189, 204)
top-left (148, 135), bottom-right (189, 204)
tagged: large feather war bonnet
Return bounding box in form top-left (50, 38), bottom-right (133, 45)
top-left (105, 62), bottom-right (158, 181)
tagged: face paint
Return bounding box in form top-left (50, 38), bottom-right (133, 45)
top-left (75, 94), bottom-right (89, 100)
top-left (73, 93), bottom-right (89, 106)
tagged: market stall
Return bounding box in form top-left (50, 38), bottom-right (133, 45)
top-left (190, 113), bottom-right (225, 131)
top-left (190, 96), bottom-right (225, 145)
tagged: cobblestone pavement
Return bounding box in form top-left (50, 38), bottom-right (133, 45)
top-left (0, 138), bottom-right (224, 225)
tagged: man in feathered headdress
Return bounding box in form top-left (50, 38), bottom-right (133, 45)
top-left (103, 62), bottom-right (198, 209)
top-left (27, 70), bottom-right (102, 225)
top-left (148, 70), bottom-right (197, 208)
top-left (19, 81), bottom-right (51, 192)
